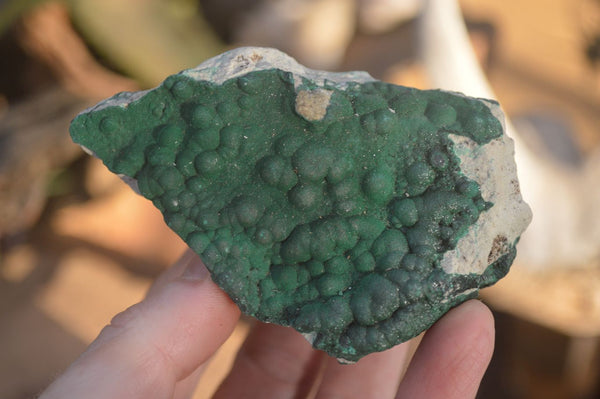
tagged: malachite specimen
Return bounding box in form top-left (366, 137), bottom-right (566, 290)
top-left (70, 47), bottom-right (531, 362)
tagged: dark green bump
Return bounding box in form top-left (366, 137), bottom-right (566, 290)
top-left (259, 277), bottom-right (276, 298)
top-left (194, 128), bottom-right (220, 150)
top-left (331, 218), bottom-right (359, 251)
top-left (349, 216), bottom-right (386, 240)
top-left (216, 101), bottom-right (239, 118)
top-left (271, 265), bottom-right (299, 292)
top-left (163, 209), bottom-right (184, 229)
top-left (178, 191), bottom-right (197, 209)
top-left (219, 125), bottom-right (242, 158)
top-left (161, 191), bottom-right (181, 212)
top-left (260, 215), bottom-right (292, 243)
top-left (288, 183), bottom-right (322, 210)
top-left (309, 229), bottom-right (336, 261)
top-left (254, 228), bottom-right (273, 245)
top-left (233, 196), bottom-right (264, 227)
top-left (361, 169), bottom-right (395, 204)
top-left (196, 209), bottom-right (220, 231)
top-left (99, 116), bottom-right (119, 134)
top-left (295, 282), bottom-right (319, 303)
top-left (190, 104), bottom-right (218, 129)
top-left (155, 166), bottom-right (184, 191)
top-left (185, 176), bottom-right (207, 193)
top-left (462, 113), bottom-right (499, 143)
top-left (258, 155), bottom-right (286, 187)
top-left (456, 178), bottom-right (480, 198)
top-left (237, 74), bottom-right (264, 95)
top-left (155, 124), bottom-right (184, 148)
top-left (425, 103), bottom-right (457, 126)
top-left (316, 273), bottom-right (350, 297)
top-left (187, 232), bottom-right (211, 253)
top-left (280, 224), bottom-right (312, 263)
top-left (194, 151), bottom-right (221, 175)
top-left (237, 94), bottom-right (254, 110)
top-left (275, 134), bottom-right (305, 157)
top-left (352, 94), bottom-right (388, 114)
top-left (385, 268), bottom-right (411, 286)
top-left (373, 108), bottom-right (398, 135)
top-left (295, 302), bottom-right (322, 332)
top-left (375, 251), bottom-right (405, 272)
top-left (279, 168), bottom-right (299, 191)
top-left (353, 252), bottom-right (376, 272)
top-left (401, 254), bottom-right (430, 273)
top-left (334, 199), bottom-right (363, 216)
top-left (320, 296), bottom-right (353, 332)
top-left (406, 161), bottom-right (435, 196)
top-left (260, 296), bottom-right (286, 321)
top-left (359, 112), bottom-right (376, 133)
top-left (306, 260), bottom-right (325, 276)
top-left (151, 102), bottom-right (165, 118)
top-left (366, 328), bottom-right (388, 352)
top-left (293, 144), bottom-right (332, 182)
top-left (325, 256), bottom-right (353, 275)
top-left (428, 149), bottom-right (449, 170)
top-left (146, 144), bottom-right (176, 166)
top-left (371, 229), bottom-right (409, 260)
top-left (327, 154), bottom-right (354, 184)
top-left (170, 79), bottom-right (194, 100)
top-left (330, 179), bottom-right (359, 201)
top-left (115, 146), bottom-right (145, 177)
top-left (404, 278), bottom-right (425, 301)
top-left (296, 266), bottom-right (311, 285)
top-left (175, 148), bottom-right (197, 177)
top-left (389, 198), bottom-right (418, 227)
top-left (136, 168), bottom-right (164, 198)
top-left (350, 274), bottom-right (400, 326)
top-left (389, 91), bottom-right (428, 116)
top-left (345, 325), bottom-right (367, 353)
top-left (405, 224), bottom-right (438, 252)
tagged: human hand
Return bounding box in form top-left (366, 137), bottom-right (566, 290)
top-left (39, 250), bottom-right (494, 399)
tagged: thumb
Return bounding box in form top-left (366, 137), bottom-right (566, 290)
top-left (40, 250), bottom-right (241, 399)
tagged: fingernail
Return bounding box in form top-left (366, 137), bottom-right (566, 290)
top-left (181, 256), bottom-right (209, 281)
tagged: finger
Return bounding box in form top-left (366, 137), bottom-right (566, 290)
top-left (213, 322), bottom-right (325, 399)
top-left (40, 251), bottom-right (241, 399)
top-left (173, 363), bottom-right (207, 399)
top-left (314, 340), bottom-right (415, 399)
top-left (395, 300), bottom-right (495, 399)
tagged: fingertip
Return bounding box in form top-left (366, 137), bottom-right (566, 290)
top-left (441, 299), bottom-right (495, 360)
top-left (396, 299), bottom-right (495, 399)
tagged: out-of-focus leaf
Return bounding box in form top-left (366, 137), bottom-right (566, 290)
top-left (0, 0), bottom-right (47, 35)
top-left (66, 0), bottom-right (224, 87)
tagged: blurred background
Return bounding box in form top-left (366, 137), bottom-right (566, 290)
top-left (0, 0), bottom-right (599, 397)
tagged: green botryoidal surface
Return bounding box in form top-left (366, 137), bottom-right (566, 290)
top-left (70, 64), bottom-right (515, 361)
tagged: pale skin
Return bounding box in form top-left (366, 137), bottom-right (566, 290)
top-left (39, 250), bottom-right (495, 399)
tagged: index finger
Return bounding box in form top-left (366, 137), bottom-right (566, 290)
top-left (40, 251), bottom-right (241, 399)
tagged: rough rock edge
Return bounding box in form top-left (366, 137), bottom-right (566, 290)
top-left (442, 100), bottom-right (532, 277)
top-left (76, 47), bottom-right (375, 117)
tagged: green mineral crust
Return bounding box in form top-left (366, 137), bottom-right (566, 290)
top-left (70, 47), bottom-right (531, 362)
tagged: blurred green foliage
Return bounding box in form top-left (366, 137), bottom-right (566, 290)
top-left (65, 0), bottom-right (224, 87)
top-left (0, 0), bottom-right (47, 34)
top-left (1, 0), bottom-right (224, 87)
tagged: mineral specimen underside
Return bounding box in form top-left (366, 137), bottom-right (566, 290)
top-left (70, 47), bottom-right (531, 362)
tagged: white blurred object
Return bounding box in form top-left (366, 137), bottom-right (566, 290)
top-left (419, 0), bottom-right (600, 270)
top-left (357, 0), bottom-right (422, 34)
top-left (234, 0), bottom-right (356, 69)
